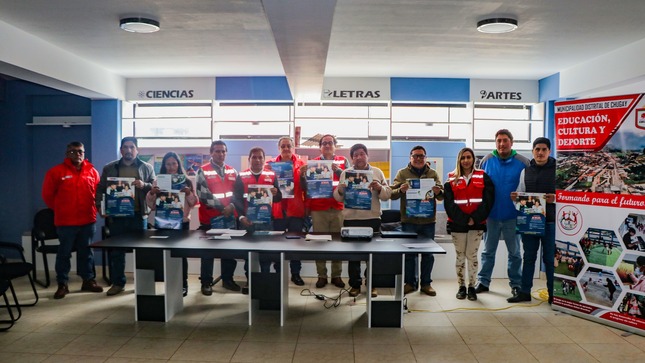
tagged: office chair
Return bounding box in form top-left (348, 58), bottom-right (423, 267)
top-left (0, 248), bottom-right (35, 331)
top-left (0, 241), bottom-right (38, 307)
top-left (31, 208), bottom-right (60, 287)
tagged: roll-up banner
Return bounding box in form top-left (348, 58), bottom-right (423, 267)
top-left (554, 93), bottom-right (645, 335)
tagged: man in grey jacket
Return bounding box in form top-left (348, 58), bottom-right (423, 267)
top-left (96, 137), bottom-right (155, 296)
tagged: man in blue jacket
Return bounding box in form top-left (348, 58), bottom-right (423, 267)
top-left (475, 129), bottom-right (529, 299)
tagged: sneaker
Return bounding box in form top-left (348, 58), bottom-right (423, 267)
top-left (474, 284), bottom-right (489, 293)
top-left (420, 284), bottom-right (436, 296)
top-left (201, 284), bottom-right (213, 296)
top-left (106, 285), bottom-right (124, 296)
top-left (242, 283), bottom-right (249, 295)
top-left (81, 279), bottom-right (104, 293)
top-left (371, 288), bottom-right (378, 298)
top-left (507, 291), bottom-right (531, 303)
top-left (331, 277), bottom-right (345, 288)
top-left (54, 284), bottom-right (69, 299)
top-left (456, 286), bottom-right (467, 300)
top-left (349, 286), bottom-right (360, 297)
top-left (404, 283), bottom-right (416, 295)
top-left (467, 287), bottom-right (477, 301)
top-left (291, 274), bottom-right (305, 286)
top-left (222, 280), bottom-right (241, 292)
top-left (316, 277), bottom-right (328, 288)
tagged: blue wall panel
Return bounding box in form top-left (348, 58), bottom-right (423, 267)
top-left (0, 80), bottom-right (91, 243)
top-left (216, 77), bottom-right (293, 101)
top-left (391, 78), bottom-right (470, 102)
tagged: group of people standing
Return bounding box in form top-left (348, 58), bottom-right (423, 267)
top-left (444, 130), bottom-right (556, 303)
top-left (41, 129), bottom-right (556, 304)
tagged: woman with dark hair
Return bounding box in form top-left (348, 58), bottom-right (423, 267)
top-left (444, 147), bottom-right (495, 301)
top-left (146, 152), bottom-right (198, 296)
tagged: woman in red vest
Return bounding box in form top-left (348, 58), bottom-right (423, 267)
top-left (268, 136), bottom-right (307, 286)
top-left (444, 147), bottom-right (495, 301)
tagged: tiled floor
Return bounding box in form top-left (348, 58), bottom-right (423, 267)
top-left (1, 274), bottom-right (643, 362)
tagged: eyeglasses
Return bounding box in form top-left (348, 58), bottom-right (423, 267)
top-left (410, 154), bottom-right (426, 159)
top-left (68, 150), bottom-right (85, 155)
top-left (321, 141), bottom-right (334, 146)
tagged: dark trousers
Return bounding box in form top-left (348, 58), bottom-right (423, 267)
top-left (274, 217), bottom-right (305, 275)
top-left (345, 219), bottom-right (381, 288)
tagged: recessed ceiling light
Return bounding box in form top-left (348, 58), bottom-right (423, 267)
top-left (477, 18), bottom-right (518, 34)
top-left (120, 17), bottom-right (160, 33)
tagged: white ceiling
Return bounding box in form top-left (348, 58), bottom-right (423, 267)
top-left (2, 0), bottom-right (645, 100)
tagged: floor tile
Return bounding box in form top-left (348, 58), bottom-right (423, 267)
top-left (455, 326), bottom-right (519, 344)
top-left (411, 343), bottom-right (477, 363)
top-left (230, 341), bottom-right (296, 362)
top-left (507, 326), bottom-right (573, 344)
top-left (293, 343), bottom-right (354, 362)
top-left (112, 337), bottom-right (184, 360)
top-left (170, 340), bottom-right (239, 361)
top-left (353, 343), bottom-right (416, 363)
top-left (579, 342), bottom-right (643, 362)
top-left (524, 343), bottom-right (599, 363)
top-left (467, 343), bottom-right (538, 363)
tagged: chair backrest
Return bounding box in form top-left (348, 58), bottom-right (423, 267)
top-left (32, 208), bottom-right (57, 241)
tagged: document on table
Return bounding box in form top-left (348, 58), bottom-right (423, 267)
top-left (305, 234), bottom-right (332, 241)
top-left (402, 242), bottom-right (437, 248)
top-left (207, 235), bottom-right (232, 240)
top-left (206, 229), bottom-right (247, 236)
top-left (254, 231), bottom-right (284, 236)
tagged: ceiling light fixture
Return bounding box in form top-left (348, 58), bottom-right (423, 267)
top-left (120, 17), bottom-right (160, 33)
top-left (477, 17), bottom-right (518, 34)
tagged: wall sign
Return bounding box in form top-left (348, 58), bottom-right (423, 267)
top-left (126, 78), bottom-right (215, 101)
top-left (321, 77), bottom-right (390, 100)
top-left (470, 79), bottom-right (538, 103)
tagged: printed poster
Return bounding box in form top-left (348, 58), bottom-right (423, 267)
top-left (103, 177), bottom-right (135, 217)
top-left (306, 160), bottom-right (333, 199)
top-left (343, 170), bottom-right (373, 210)
top-left (269, 161), bottom-right (295, 199)
top-left (157, 174), bottom-right (187, 191)
top-left (184, 154), bottom-right (202, 176)
top-left (405, 178), bottom-right (436, 218)
top-left (514, 192), bottom-right (546, 235)
top-left (153, 191), bottom-right (185, 230)
top-left (246, 184), bottom-right (273, 225)
top-left (554, 93), bottom-right (645, 334)
top-left (210, 215), bottom-right (236, 229)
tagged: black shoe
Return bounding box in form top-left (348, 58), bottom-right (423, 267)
top-left (222, 280), bottom-right (242, 292)
top-left (456, 286), bottom-right (467, 300)
top-left (507, 291), bottom-right (531, 303)
top-left (467, 287), bottom-right (477, 301)
top-left (241, 283), bottom-right (249, 295)
top-left (511, 287), bottom-right (520, 298)
top-left (182, 287), bottom-right (188, 297)
top-left (201, 284), bottom-right (212, 296)
top-left (291, 274), bottom-right (305, 286)
top-left (474, 284), bottom-right (489, 293)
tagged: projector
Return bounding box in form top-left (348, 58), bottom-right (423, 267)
top-left (340, 226), bottom-right (373, 240)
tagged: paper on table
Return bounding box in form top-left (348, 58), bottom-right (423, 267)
top-left (402, 242), bottom-right (436, 248)
top-left (206, 229), bottom-right (247, 236)
top-left (254, 231), bottom-right (284, 236)
top-left (208, 235), bottom-right (232, 240)
top-left (305, 234), bottom-right (332, 241)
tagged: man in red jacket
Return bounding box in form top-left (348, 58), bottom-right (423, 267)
top-left (42, 141), bottom-right (104, 299)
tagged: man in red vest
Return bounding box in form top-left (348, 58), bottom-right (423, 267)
top-left (196, 140), bottom-right (239, 296)
top-left (304, 134), bottom-right (349, 288)
top-left (234, 147), bottom-right (282, 294)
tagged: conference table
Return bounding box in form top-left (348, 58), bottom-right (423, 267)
top-left (91, 229), bottom-right (445, 328)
